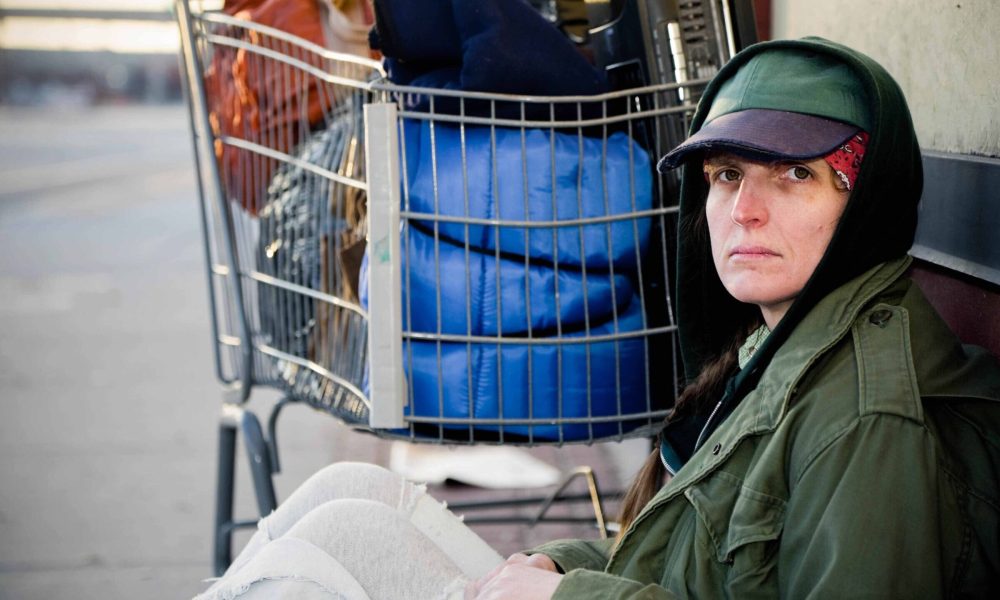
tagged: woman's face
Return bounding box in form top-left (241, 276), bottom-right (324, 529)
top-left (704, 153), bottom-right (850, 329)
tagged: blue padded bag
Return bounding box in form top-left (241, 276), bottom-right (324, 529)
top-left (401, 120), bottom-right (653, 270)
top-left (403, 293), bottom-right (651, 440)
top-left (358, 238), bottom-right (651, 440)
top-left (397, 227), bottom-right (634, 335)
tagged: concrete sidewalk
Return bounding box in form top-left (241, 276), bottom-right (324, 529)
top-left (0, 104), bottom-right (648, 599)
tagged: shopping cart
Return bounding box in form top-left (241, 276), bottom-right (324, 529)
top-left (176, 0), bottom-right (753, 575)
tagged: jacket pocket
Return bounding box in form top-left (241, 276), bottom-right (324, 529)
top-left (684, 471), bottom-right (786, 578)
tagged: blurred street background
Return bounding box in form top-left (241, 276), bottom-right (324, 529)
top-left (0, 3), bottom-right (641, 598)
top-left (0, 101), bottom-right (229, 598)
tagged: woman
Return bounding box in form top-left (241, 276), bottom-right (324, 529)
top-left (198, 37), bottom-right (1000, 599)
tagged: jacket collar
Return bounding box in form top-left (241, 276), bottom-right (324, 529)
top-left (747, 255), bottom-right (913, 430)
top-left (655, 256), bottom-right (913, 501)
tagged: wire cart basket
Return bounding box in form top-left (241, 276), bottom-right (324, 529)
top-left (176, 0), bottom-right (752, 574)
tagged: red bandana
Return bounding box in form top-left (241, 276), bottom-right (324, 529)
top-left (823, 131), bottom-right (869, 191)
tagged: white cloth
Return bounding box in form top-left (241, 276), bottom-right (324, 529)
top-left (194, 462), bottom-right (503, 600)
top-left (389, 442), bottom-right (561, 489)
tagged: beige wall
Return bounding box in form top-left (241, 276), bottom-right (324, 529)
top-left (771, 0), bottom-right (1000, 157)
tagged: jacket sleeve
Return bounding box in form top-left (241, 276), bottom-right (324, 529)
top-left (525, 537), bottom-right (614, 573)
top-left (778, 413), bottom-right (949, 598)
top-left (552, 569), bottom-right (680, 599)
top-left (527, 539), bottom-right (681, 599)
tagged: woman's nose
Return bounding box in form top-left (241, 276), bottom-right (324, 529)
top-left (730, 178), bottom-right (768, 227)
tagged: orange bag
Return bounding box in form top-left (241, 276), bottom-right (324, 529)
top-left (204, 0), bottom-right (373, 214)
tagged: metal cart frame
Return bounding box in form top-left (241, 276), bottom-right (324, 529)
top-left (176, 0), bottom-right (755, 575)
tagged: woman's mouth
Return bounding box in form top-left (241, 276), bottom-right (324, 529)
top-left (729, 245), bottom-right (780, 258)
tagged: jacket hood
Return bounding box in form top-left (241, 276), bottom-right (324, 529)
top-left (675, 37), bottom-right (923, 389)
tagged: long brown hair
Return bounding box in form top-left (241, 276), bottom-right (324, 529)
top-left (616, 330), bottom-right (747, 538)
top-left (614, 166), bottom-right (764, 537)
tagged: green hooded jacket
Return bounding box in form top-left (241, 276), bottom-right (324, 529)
top-left (531, 38), bottom-right (1000, 599)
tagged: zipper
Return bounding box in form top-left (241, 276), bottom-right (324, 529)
top-left (693, 398), bottom-right (724, 452)
top-left (659, 441), bottom-right (677, 477)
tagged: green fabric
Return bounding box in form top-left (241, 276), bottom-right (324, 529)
top-left (527, 537), bottom-right (614, 574)
top-left (737, 325), bottom-right (769, 370)
top-left (704, 48), bottom-right (872, 130)
top-left (535, 257), bottom-right (1000, 598)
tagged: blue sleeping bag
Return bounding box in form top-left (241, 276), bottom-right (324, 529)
top-left (360, 237), bottom-right (652, 439)
top-left (360, 120), bottom-right (656, 439)
top-left (361, 254), bottom-right (652, 440)
top-left (401, 120), bottom-right (653, 270)
top-left (403, 295), bottom-right (651, 440)
top-left (397, 227), bottom-right (634, 335)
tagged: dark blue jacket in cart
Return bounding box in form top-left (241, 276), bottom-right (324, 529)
top-left (369, 0), bottom-right (609, 118)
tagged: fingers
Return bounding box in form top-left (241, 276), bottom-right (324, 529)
top-left (466, 554), bottom-right (560, 599)
top-left (467, 553), bottom-right (528, 598)
top-left (524, 553), bottom-right (558, 572)
top-left (470, 563), bottom-right (563, 600)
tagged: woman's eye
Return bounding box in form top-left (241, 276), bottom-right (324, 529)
top-left (786, 165), bottom-right (812, 180)
top-left (718, 168), bottom-right (741, 182)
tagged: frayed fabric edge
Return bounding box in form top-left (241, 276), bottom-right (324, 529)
top-left (440, 576), bottom-right (470, 600)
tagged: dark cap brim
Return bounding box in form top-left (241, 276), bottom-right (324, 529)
top-left (656, 109), bottom-right (860, 172)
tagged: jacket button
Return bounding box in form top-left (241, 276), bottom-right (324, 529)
top-left (712, 443), bottom-right (722, 455)
top-left (869, 309), bottom-right (893, 327)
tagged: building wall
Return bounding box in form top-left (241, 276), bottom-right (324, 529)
top-left (770, 0), bottom-right (999, 157)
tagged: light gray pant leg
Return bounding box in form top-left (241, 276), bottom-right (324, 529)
top-left (224, 462), bottom-right (422, 577)
top-left (203, 498), bottom-right (499, 600)
top-left (284, 498), bottom-right (473, 599)
top-left (196, 535), bottom-right (372, 600)
top-left (204, 462), bottom-right (502, 599)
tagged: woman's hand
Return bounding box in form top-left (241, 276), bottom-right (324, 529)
top-left (466, 553), bottom-right (562, 599)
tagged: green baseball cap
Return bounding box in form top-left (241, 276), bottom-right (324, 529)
top-left (658, 47), bottom-right (872, 171)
